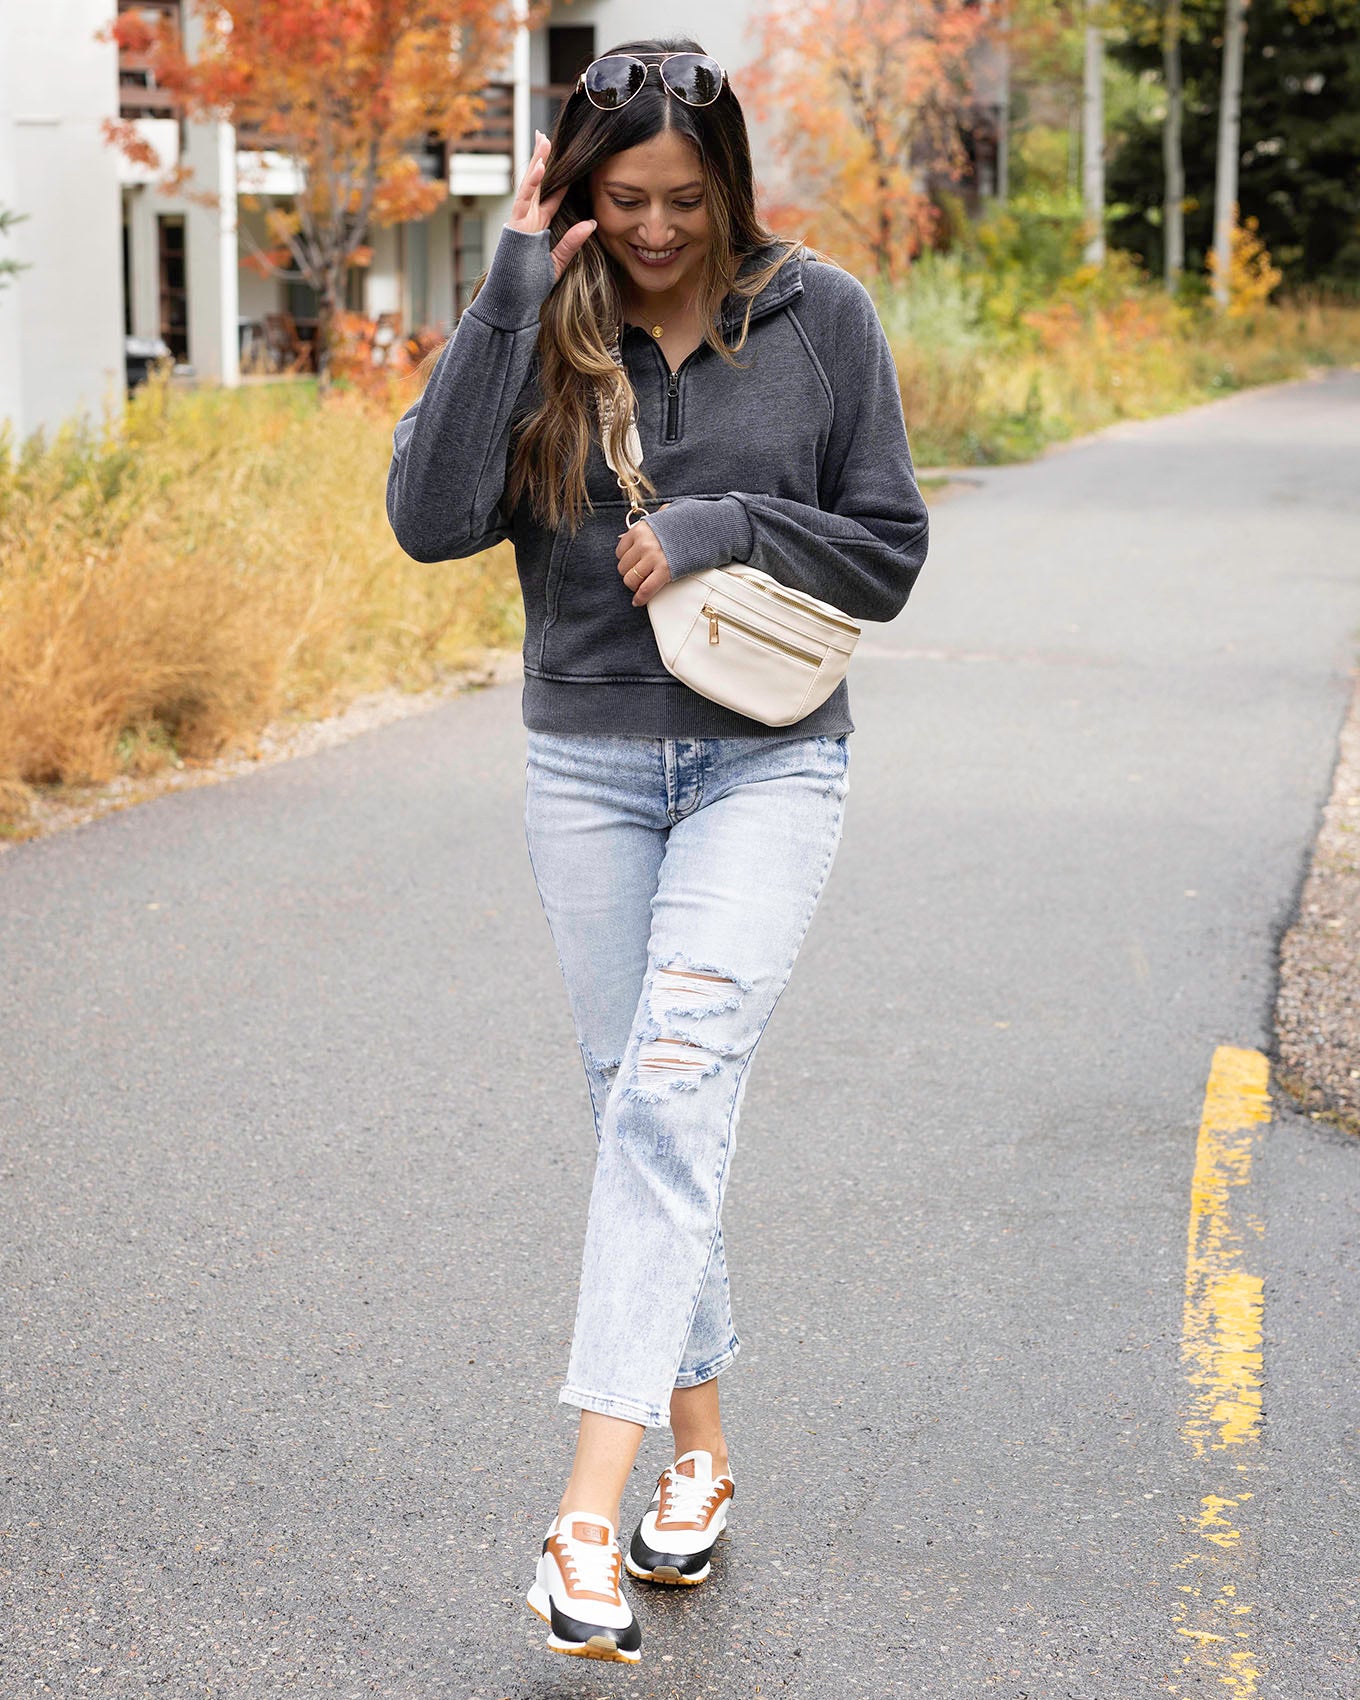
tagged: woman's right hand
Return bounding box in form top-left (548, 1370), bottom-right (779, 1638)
top-left (507, 131), bottom-right (596, 283)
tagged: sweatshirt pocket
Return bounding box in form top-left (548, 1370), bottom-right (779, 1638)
top-left (535, 504), bottom-right (673, 681)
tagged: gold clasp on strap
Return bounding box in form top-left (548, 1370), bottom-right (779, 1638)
top-left (619, 471), bottom-right (649, 528)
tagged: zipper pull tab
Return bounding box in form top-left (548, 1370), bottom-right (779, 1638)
top-left (667, 369), bottom-right (679, 396)
top-left (704, 605), bottom-right (720, 644)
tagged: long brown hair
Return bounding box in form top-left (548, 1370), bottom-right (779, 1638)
top-left (407, 35), bottom-right (811, 533)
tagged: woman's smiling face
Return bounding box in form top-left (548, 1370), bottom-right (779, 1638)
top-left (588, 128), bottom-right (711, 300)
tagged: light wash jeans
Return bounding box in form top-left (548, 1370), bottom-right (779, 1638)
top-left (522, 729), bottom-right (852, 1430)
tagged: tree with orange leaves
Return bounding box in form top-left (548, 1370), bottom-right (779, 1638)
top-left (742, 0), bottom-right (986, 284)
top-left (99, 0), bottom-right (542, 381)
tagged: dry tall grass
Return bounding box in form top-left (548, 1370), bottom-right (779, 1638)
top-left (4, 295), bottom-right (1358, 833)
top-left (889, 287), bottom-right (1360, 467)
top-left (0, 367), bottom-right (520, 828)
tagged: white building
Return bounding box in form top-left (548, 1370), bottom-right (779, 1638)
top-left (1, 0), bottom-right (129, 445)
top-left (0, 2), bottom-right (1003, 449)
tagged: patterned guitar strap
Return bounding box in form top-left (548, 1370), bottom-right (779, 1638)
top-left (595, 326), bottom-right (649, 528)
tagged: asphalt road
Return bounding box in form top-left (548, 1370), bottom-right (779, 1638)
top-left (3, 371), bottom-right (1359, 1698)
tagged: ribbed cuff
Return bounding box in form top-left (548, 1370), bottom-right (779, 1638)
top-left (465, 225), bottom-right (556, 331)
top-left (643, 495), bottom-right (754, 580)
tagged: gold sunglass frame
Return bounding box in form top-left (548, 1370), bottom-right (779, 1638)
top-left (574, 53), bottom-right (729, 112)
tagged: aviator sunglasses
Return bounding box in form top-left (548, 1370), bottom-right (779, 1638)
top-left (575, 52), bottom-right (728, 111)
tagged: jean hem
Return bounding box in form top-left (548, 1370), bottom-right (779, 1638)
top-left (672, 1336), bottom-right (742, 1390)
top-left (558, 1384), bottom-right (670, 1430)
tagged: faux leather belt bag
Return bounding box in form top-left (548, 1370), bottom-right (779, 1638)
top-left (596, 329), bottom-right (861, 728)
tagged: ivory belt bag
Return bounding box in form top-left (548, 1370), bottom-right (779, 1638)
top-left (646, 562), bottom-right (860, 727)
top-left (597, 326), bottom-right (862, 728)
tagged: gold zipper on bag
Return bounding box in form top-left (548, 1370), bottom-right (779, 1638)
top-left (758, 583), bottom-right (860, 634)
top-left (700, 602), bottom-right (821, 665)
top-left (723, 568), bottom-right (860, 634)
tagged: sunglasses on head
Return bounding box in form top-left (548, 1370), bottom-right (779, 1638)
top-left (575, 52), bottom-right (728, 111)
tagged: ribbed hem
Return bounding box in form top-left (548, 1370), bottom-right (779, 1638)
top-left (464, 224), bottom-right (554, 331)
top-left (643, 495), bottom-right (754, 580)
top-left (522, 672), bottom-right (854, 738)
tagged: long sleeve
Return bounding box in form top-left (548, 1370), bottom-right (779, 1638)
top-left (385, 225), bottom-right (555, 564)
top-left (642, 268), bottom-right (929, 624)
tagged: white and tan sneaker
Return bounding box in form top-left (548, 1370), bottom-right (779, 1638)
top-left (525, 1509), bottom-right (642, 1662)
top-left (625, 1449), bottom-right (736, 1586)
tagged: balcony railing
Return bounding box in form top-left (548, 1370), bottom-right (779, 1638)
top-left (529, 82), bottom-right (575, 145)
top-left (458, 81), bottom-right (515, 154)
top-left (117, 0), bottom-right (182, 121)
top-left (235, 80), bottom-right (518, 164)
top-left (233, 116), bottom-right (299, 154)
top-left (120, 15), bottom-right (520, 171)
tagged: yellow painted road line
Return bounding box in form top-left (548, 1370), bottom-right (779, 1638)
top-left (1166, 1045), bottom-right (1271, 1698)
top-left (1181, 1046), bottom-right (1271, 1457)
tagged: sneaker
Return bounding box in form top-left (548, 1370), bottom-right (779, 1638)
top-left (525, 1509), bottom-right (642, 1663)
top-left (625, 1448), bottom-right (736, 1586)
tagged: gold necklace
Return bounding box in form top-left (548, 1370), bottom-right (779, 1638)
top-left (626, 287), bottom-right (697, 342)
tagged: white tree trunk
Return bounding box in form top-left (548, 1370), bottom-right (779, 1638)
top-left (1082, 3), bottom-right (1106, 266)
top-left (1212, 0), bottom-right (1248, 308)
top-left (996, 14), bottom-right (1011, 205)
top-left (1163, 0), bottom-right (1185, 290)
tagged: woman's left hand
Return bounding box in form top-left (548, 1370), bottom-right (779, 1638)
top-left (616, 503), bottom-right (673, 607)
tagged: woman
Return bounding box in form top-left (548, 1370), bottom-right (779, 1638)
top-left (386, 35), bottom-right (928, 1665)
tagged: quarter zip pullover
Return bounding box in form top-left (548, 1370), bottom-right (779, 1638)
top-left (658, 342), bottom-right (698, 443)
top-left (665, 361), bottom-right (679, 442)
top-left (386, 224), bottom-right (929, 738)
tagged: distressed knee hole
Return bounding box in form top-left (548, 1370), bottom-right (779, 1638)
top-left (637, 1036), bottom-right (718, 1076)
top-left (622, 961), bottom-right (754, 1101)
top-left (652, 963), bottom-right (749, 1018)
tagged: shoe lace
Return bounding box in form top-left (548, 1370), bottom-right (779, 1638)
top-left (663, 1466), bottom-right (723, 1522)
top-left (560, 1528), bottom-right (619, 1596)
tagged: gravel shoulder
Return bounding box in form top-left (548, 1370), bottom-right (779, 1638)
top-left (1273, 661), bottom-right (1360, 1136)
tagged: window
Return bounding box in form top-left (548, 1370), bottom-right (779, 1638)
top-left (533, 24), bottom-right (594, 139)
top-left (122, 205), bottom-right (133, 336)
top-left (549, 25), bottom-right (594, 88)
top-left (452, 205), bottom-right (484, 322)
top-left (407, 217), bottom-right (429, 329)
top-left (157, 213), bottom-right (187, 359)
top-left (285, 275), bottom-right (319, 324)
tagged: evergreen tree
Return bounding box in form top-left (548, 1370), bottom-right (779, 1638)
top-left (1107, 0), bottom-right (1360, 291)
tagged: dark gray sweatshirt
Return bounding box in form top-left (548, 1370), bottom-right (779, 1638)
top-left (385, 223), bottom-right (929, 738)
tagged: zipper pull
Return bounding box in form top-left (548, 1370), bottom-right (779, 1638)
top-left (703, 603), bottom-right (720, 644)
top-left (667, 369), bottom-right (679, 397)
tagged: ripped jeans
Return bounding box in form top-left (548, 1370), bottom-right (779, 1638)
top-left (523, 729), bottom-right (852, 1430)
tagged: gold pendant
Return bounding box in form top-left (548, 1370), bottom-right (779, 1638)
top-left (650, 324), bottom-right (663, 338)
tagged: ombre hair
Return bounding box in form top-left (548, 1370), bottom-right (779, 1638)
top-left (409, 34), bottom-right (819, 534)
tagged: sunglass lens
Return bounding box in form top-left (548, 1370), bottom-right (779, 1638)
top-left (659, 54), bottom-right (724, 106)
top-left (583, 55), bottom-right (648, 109)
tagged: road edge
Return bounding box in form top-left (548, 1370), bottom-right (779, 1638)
top-left (1270, 659), bottom-right (1360, 1137)
top-left (0, 649), bottom-right (526, 858)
